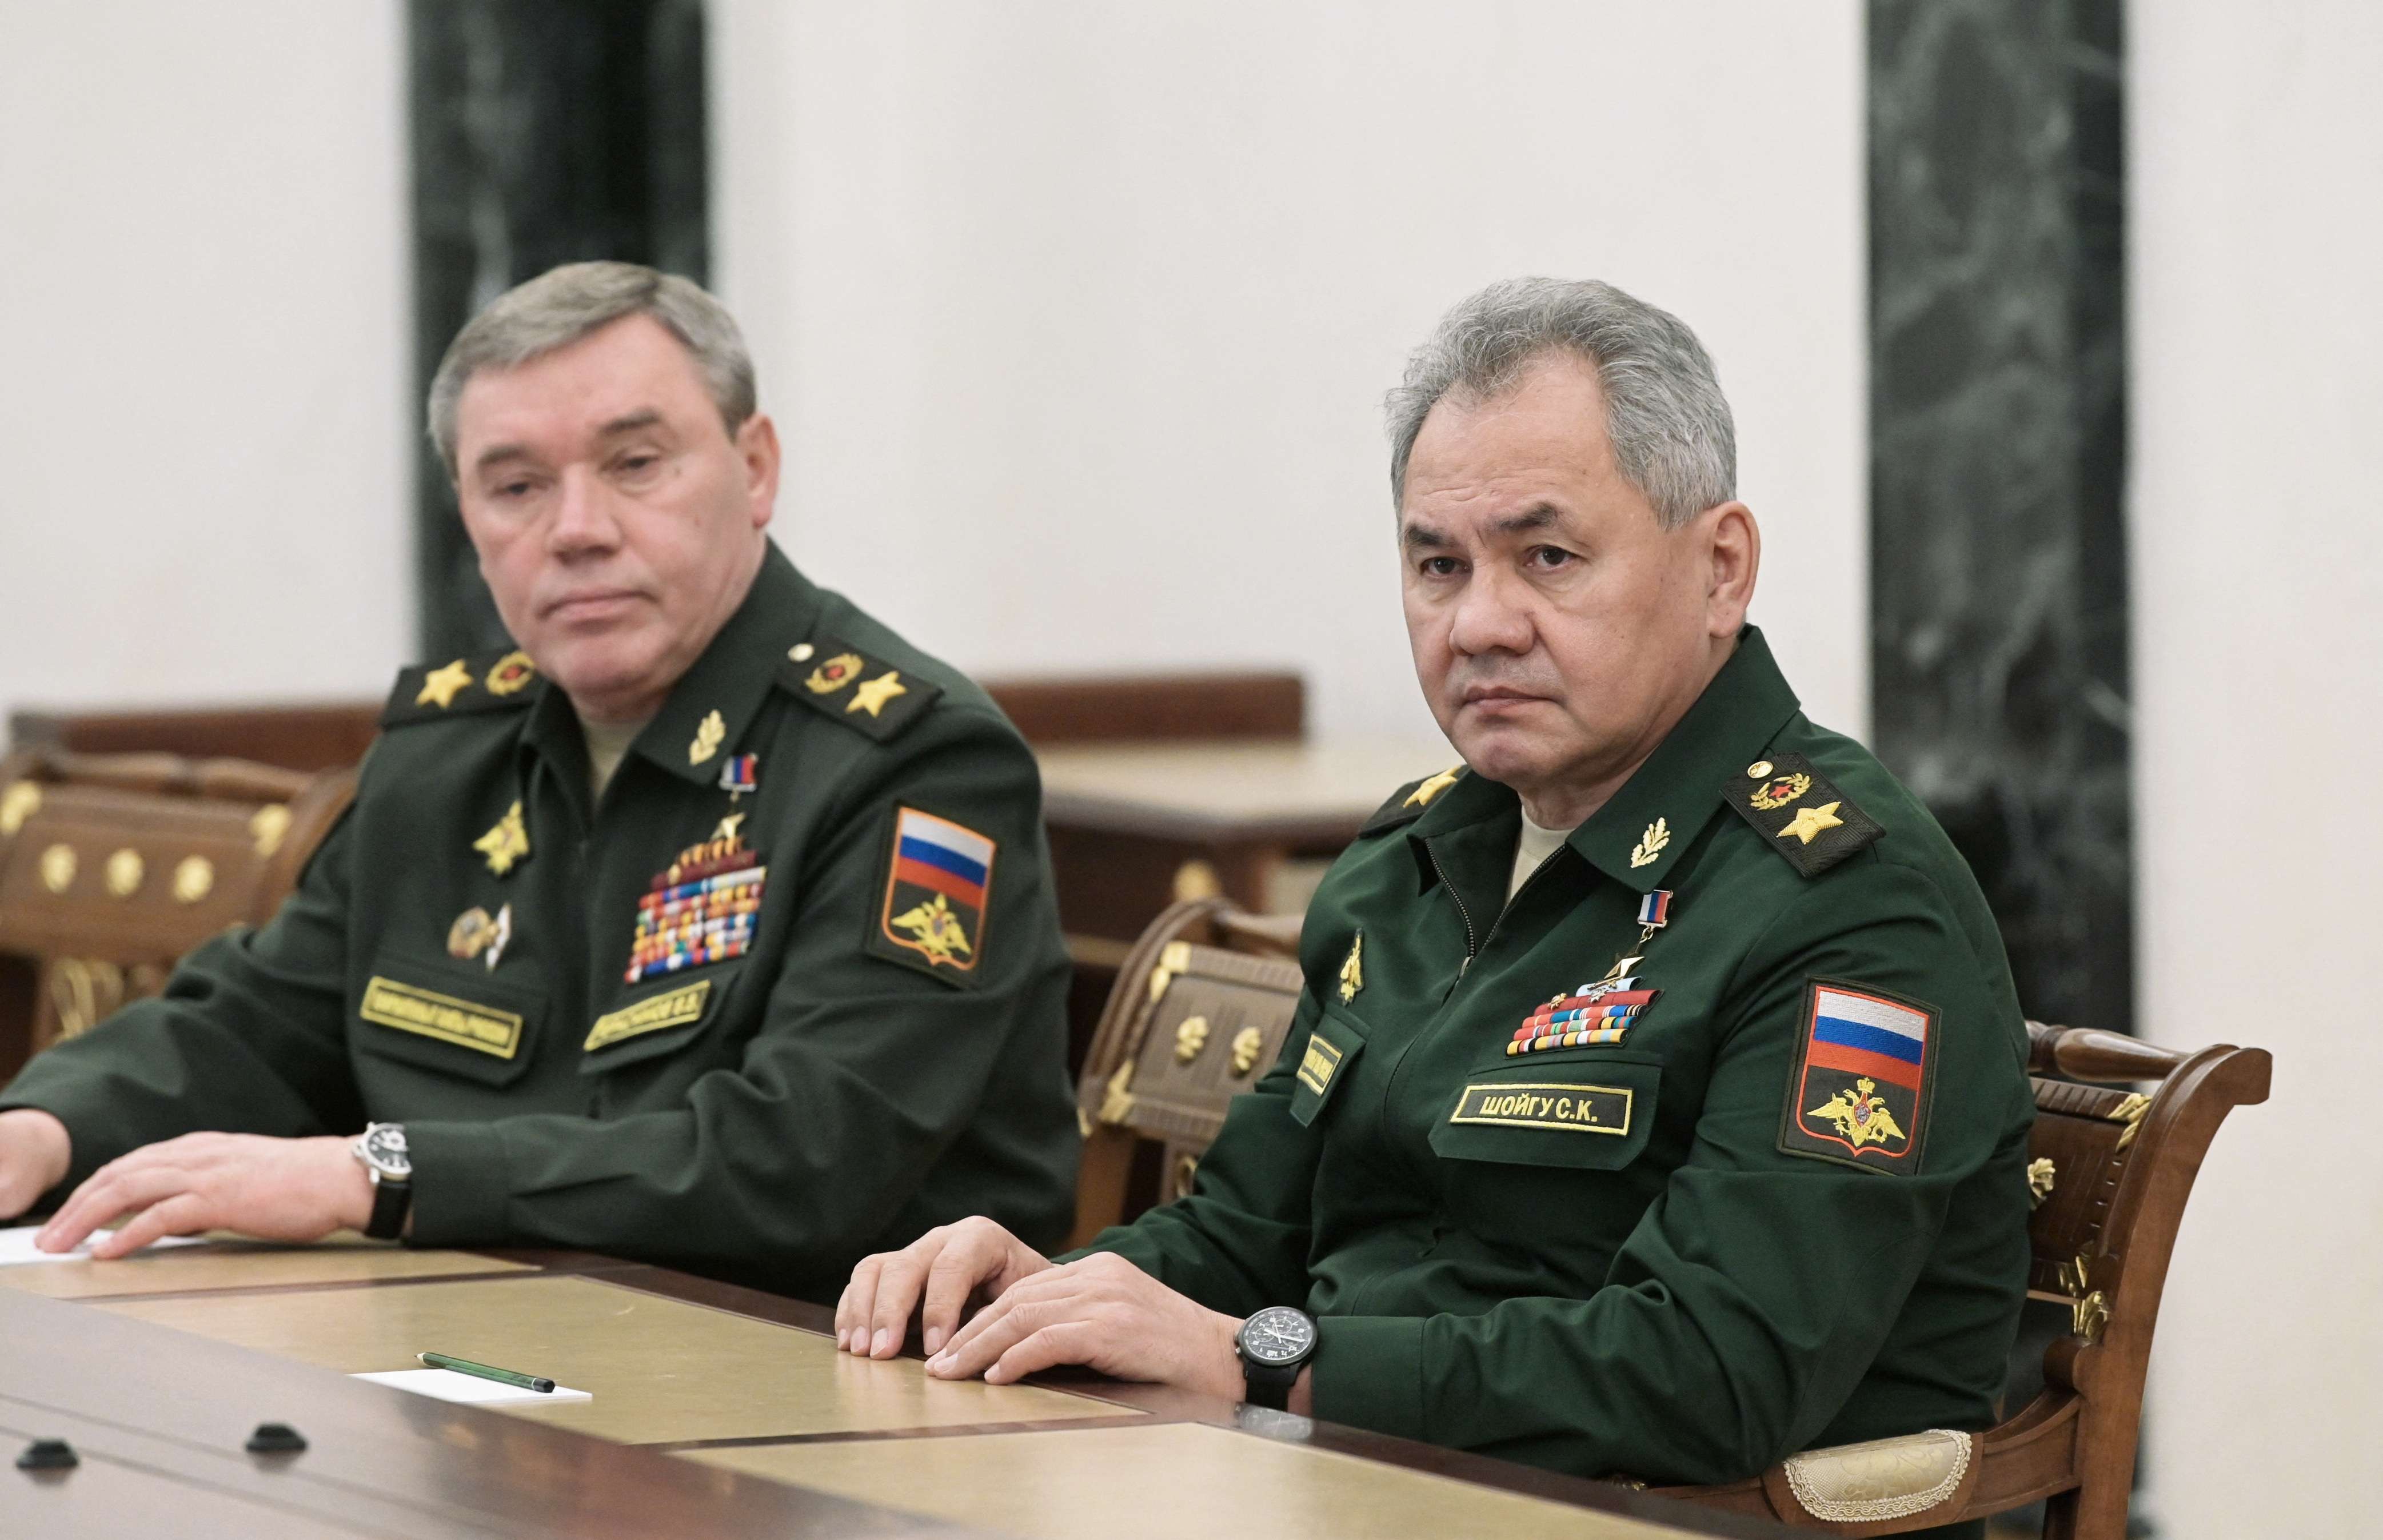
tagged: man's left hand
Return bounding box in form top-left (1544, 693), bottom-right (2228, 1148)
top-left (925, 1251), bottom-right (1246, 1398)
top-left (35, 1133), bottom-right (372, 1258)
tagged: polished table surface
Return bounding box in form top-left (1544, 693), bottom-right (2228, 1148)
top-left (1035, 739), bottom-right (1451, 843)
top-left (1, 1239), bottom-right (1792, 1539)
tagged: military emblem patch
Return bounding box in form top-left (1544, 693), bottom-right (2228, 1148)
top-left (1778, 979), bottom-right (1938, 1172)
top-left (869, 807), bottom-right (995, 982)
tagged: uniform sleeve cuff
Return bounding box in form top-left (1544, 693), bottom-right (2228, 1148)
top-left (400, 1120), bottom-right (510, 1246)
top-left (1310, 1315), bottom-right (1427, 1443)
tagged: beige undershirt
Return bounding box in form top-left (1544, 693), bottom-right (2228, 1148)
top-left (1508, 811), bottom-right (1579, 901)
top-left (580, 714), bottom-right (653, 803)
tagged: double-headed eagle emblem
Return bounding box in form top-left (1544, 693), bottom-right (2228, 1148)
top-left (1807, 1077), bottom-right (1907, 1149)
top-left (890, 893), bottom-right (974, 966)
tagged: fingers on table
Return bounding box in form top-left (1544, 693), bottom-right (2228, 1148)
top-left (40, 1158), bottom-right (198, 1251)
top-left (90, 1192), bottom-right (213, 1258)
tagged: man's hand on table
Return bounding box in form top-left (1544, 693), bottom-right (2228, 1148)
top-left (835, 1216), bottom-right (1311, 1411)
top-left (34, 1131), bottom-right (372, 1258)
top-left (0, 1108), bottom-right (73, 1220)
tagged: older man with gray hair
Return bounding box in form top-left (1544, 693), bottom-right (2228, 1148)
top-left (837, 277), bottom-right (2032, 1521)
top-left (0, 262), bottom-right (1081, 1298)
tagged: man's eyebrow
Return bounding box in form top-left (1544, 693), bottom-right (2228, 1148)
top-left (472, 443), bottom-right (534, 476)
top-left (1399, 522), bottom-right (1452, 550)
top-left (1490, 504), bottom-right (1562, 536)
top-left (597, 409), bottom-right (666, 437)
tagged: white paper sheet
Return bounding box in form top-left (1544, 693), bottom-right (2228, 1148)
top-left (353, 1368), bottom-right (592, 1406)
top-left (0, 1224), bottom-right (210, 1266)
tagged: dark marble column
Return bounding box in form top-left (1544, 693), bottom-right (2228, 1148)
top-left (1869, 0), bottom-right (2130, 1042)
top-left (1870, 4), bottom-right (2134, 1529)
top-left (408, 0), bottom-right (710, 660)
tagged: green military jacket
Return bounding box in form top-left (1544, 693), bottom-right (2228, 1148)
top-left (1083, 628), bottom-right (2033, 1487)
top-left (3, 547), bottom-right (1079, 1300)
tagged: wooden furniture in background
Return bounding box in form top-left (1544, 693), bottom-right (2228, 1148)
top-left (0, 747), bottom-right (355, 1082)
top-left (1068, 899), bottom-right (1306, 1246)
top-left (11, 701), bottom-right (383, 775)
top-left (1663, 1022), bottom-right (2270, 1537)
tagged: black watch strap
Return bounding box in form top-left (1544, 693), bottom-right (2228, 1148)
top-left (1242, 1361), bottom-right (1298, 1411)
top-left (364, 1177), bottom-right (411, 1241)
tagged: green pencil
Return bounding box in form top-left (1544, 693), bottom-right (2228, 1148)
top-left (418, 1351), bottom-right (556, 1394)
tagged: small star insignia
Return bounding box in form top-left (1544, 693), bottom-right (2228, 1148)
top-left (1777, 801), bottom-right (1845, 845)
top-left (416, 659), bottom-right (474, 709)
top-left (848, 670), bottom-right (909, 718)
top-left (1404, 767), bottom-right (1462, 808)
top-left (473, 800), bottom-right (530, 876)
top-left (689, 709), bottom-right (727, 765)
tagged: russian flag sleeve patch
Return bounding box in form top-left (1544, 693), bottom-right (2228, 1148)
top-left (1777, 979), bottom-right (1939, 1172)
top-left (867, 807), bottom-right (997, 984)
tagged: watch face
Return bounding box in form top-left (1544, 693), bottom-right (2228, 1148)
top-left (1240, 1306), bottom-right (1316, 1366)
top-left (361, 1124), bottom-right (410, 1179)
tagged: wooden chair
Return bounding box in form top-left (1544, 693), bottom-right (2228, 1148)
top-left (1067, 898), bottom-right (1304, 1247)
top-left (1659, 1022), bottom-right (2270, 1537)
top-left (0, 747), bottom-right (356, 1080)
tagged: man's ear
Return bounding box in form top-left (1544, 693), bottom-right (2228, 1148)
top-left (1702, 501), bottom-right (1761, 639)
top-left (737, 413), bottom-right (782, 530)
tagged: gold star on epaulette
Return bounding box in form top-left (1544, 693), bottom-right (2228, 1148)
top-left (1777, 802), bottom-right (1845, 846)
top-left (848, 671), bottom-right (909, 718)
top-left (417, 659), bottom-right (474, 709)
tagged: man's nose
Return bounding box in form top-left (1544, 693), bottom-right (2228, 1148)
top-left (546, 468), bottom-right (623, 557)
top-left (1446, 565), bottom-right (1535, 657)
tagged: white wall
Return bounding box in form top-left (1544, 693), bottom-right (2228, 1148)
top-left (2132, 3), bottom-right (2383, 1535)
top-left (0, 1), bottom-right (410, 717)
top-left (712, 1), bottom-right (1867, 747)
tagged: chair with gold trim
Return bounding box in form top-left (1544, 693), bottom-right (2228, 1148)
top-left (0, 747), bottom-right (356, 1080)
top-left (1067, 897), bottom-right (1304, 1248)
top-left (1660, 1022), bottom-right (2270, 1537)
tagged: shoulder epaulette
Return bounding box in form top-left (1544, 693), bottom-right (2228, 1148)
top-left (1721, 749), bottom-right (1884, 878)
top-left (381, 648), bottom-right (542, 728)
top-left (776, 635), bottom-right (942, 743)
top-left (1357, 765), bottom-right (1465, 836)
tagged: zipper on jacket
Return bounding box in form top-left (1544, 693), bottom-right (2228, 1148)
top-left (1424, 839), bottom-right (1478, 975)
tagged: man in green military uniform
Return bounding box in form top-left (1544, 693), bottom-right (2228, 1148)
top-left (0, 262), bottom-right (1078, 1300)
top-left (834, 278), bottom-right (2032, 1518)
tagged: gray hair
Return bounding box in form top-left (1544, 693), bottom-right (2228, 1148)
top-left (426, 261), bottom-right (756, 473)
top-left (1385, 277), bottom-right (1735, 528)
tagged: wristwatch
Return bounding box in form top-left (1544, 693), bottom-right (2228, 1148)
top-left (1234, 1305), bottom-right (1318, 1410)
top-left (352, 1123), bottom-right (412, 1241)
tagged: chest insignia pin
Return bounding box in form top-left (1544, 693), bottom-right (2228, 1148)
top-left (1338, 932), bottom-right (1364, 1004)
top-left (473, 800), bottom-right (530, 877)
top-left (447, 903), bottom-right (513, 968)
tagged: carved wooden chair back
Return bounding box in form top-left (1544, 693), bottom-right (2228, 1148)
top-left (1663, 1022), bottom-right (2270, 1536)
top-left (1067, 898), bottom-right (1305, 1248)
top-left (0, 747), bottom-right (356, 1080)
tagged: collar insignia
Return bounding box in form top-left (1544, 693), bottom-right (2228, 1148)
top-left (1628, 818), bottom-right (1670, 869)
top-left (473, 800), bottom-right (530, 877)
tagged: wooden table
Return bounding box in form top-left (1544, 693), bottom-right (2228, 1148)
top-left (0, 1238), bottom-right (1790, 1539)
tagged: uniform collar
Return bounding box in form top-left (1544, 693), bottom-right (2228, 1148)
top-left (1403, 625), bottom-right (1801, 895)
top-left (517, 543), bottom-right (825, 795)
top-left (630, 543), bottom-right (824, 785)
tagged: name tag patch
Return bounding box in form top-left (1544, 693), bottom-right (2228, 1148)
top-left (360, 976), bottom-right (523, 1059)
top-left (1296, 1034), bottom-right (1344, 1095)
top-left (584, 979), bottom-right (711, 1052)
top-left (1450, 1081), bottom-right (1632, 1135)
